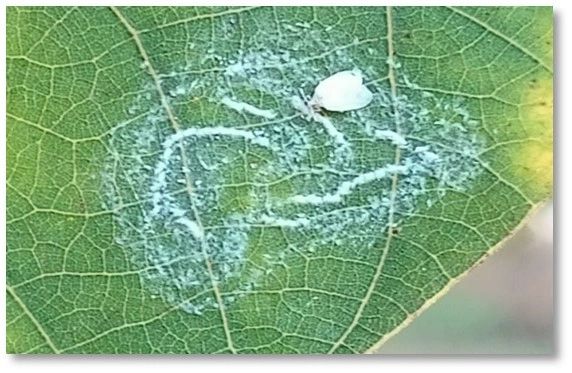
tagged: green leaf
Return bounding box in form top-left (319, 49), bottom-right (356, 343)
top-left (6, 6), bottom-right (553, 354)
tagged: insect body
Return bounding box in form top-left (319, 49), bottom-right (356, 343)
top-left (309, 69), bottom-right (373, 112)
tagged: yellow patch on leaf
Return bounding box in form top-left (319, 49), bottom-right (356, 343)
top-left (512, 76), bottom-right (553, 196)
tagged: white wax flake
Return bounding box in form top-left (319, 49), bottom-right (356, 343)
top-left (415, 146), bottom-right (440, 163)
top-left (290, 95), bottom-right (349, 148)
top-left (314, 113), bottom-right (348, 146)
top-left (295, 22), bottom-right (311, 29)
top-left (197, 154), bottom-right (218, 171)
top-left (284, 24), bottom-right (300, 33)
top-left (309, 69), bottom-right (373, 112)
top-left (221, 96), bottom-right (277, 119)
top-left (166, 126), bottom-right (271, 149)
top-left (224, 61), bottom-right (247, 77)
top-left (288, 164), bottom-right (407, 205)
top-left (176, 217), bottom-right (204, 240)
top-left (290, 96), bottom-right (312, 116)
top-left (169, 86), bottom-right (187, 98)
top-left (258, 215), bottom-right (311, 228)
top-left (374, 130), bottom-right (408, 148)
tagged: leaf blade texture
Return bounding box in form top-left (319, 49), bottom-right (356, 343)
top-left (6, 6), bottom-right (553, 354)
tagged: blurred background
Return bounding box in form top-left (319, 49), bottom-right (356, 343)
top-left (377, 202), bottom-right (554, 355)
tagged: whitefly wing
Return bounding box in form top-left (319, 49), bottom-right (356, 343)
top-left (310, 69), bottom-right (373, 112)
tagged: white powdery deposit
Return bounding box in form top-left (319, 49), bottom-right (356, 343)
top-left (102, 27), bottom-right (485, 317)
top-left (220, 96), bottom-right (277, 119)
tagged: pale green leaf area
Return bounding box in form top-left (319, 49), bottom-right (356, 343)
top-left (6, 6), bottom-right (553, 354)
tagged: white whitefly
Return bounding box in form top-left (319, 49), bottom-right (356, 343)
top-left (309, 69), bottom-right (373, 112)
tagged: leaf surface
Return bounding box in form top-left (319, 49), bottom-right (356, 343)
top-left (6, 6), bottom-right (553, 354)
